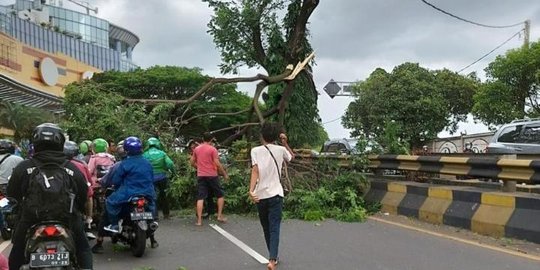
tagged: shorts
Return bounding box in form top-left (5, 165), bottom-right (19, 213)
top-left (197, 176), bottom-right (224, 200)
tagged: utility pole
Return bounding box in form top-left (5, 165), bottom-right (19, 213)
top-left (524, 19), bottom-right (531, 49)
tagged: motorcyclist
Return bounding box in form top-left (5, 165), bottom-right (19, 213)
top-left (78, 140), bottom-right (93, 163)
top-left (143, 137), bottom-right (175, 219)
top-left (7, 123), bottom-right (92, 270)
top-left (0, 139), bottom-right (23, 235)
top-left (0, 139), bottom-right (23, 194)
top-left (64, 141), bottom-right (96, 239)
top-left (87, 138), bottom-right (116, 229)
top-left (104, 136), bottom-right (156, 234)
top-left (92, 140), bottom-right (127, 253)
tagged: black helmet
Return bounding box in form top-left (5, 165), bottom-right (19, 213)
top-left (32, 123), bottom-right (65, 152)
top-left (0, 139), bottom-right (15, 155)
top-left (63, 141), bottom-right (79, 159)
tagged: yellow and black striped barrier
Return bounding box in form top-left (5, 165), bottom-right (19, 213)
top-left (368, 155), bottom-right (540, 184)
top-left (365, 180), bottom-right (540, 244)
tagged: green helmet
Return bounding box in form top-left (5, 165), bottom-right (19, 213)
top-left (79, 140), bottom-right (92, 155)
top-left (147, 137), bottom-right (161, 149)
top-left (93, 138), bottom-right (109, 153)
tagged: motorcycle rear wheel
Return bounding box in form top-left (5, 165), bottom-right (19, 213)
top-left (131, 226), bottom-right (146, 257)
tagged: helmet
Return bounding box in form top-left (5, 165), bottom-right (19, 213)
top-left (79, 140), bottom-right (91, 155)
top-left (32, 123), bottom-right (65, 152)
top-left (93, 138), bottom-right (108, 153)
top-left (124, 137), bottom-right (143, 156)
top-left (0, 139), bottom-right (15, 154)
top-left (63, 141), bottom-right (79, 159)
top-left (116, 140), bottom-right (127, 159)
top-left (147, 137), bottom-right (161, 149)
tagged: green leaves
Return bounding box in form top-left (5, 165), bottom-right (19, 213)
top-left (205, 0), bottom-right (322, 148)
top-left (61, 81), bottom-right (148, 142)
top-left (343, 63), bottom-right (478, 149)
top-left (62, 66), bottom-right (253, 143)
top-left (0, 101), bottom-right (54, 141)
top-left (473, 41), bottom-right (540, 126)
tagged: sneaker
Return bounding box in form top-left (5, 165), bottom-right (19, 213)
top-left (91, 243), bottom-right (104, 254)
top-left (86, 232), bottom-right (96, 240)
top-left (103, 224), bottom-right (120, 233)
top-left (151, 240), bottom-right (159, 248)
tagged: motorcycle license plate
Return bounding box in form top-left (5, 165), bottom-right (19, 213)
top-left (130, 212), bottom-right (153, 220)
top-left (29, 252), bottom-right (70, 267)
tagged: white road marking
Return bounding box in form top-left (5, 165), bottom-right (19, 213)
top-left (0, 241), bottom-right (11, 253)
top-left (209, 224), bottom-right (269, 264)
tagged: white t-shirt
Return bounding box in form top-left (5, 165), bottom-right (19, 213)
top-left (0, 154), bottom-right (24, 185)
top-left (251, 144), bottom-right (293, 200)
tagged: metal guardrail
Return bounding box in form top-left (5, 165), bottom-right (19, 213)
top-left (368, 155), bottom-right (540, 184)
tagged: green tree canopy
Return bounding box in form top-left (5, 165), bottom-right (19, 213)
top-left (342, 63), bottom-right (478, 148)
top-left (204, 0), bottom-right (324, 147)
top-left (472, 41), bottom-right (540, 126)
top-left (63, 66), bottom-right (252, 143)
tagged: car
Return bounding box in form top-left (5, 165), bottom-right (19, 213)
top-left (320, 139), bottom-right (358, 156)
top-left (487, 118), bottom-right (540, 154)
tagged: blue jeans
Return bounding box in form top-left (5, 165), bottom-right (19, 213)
top-left (256, 195), bottom-right (283, 261)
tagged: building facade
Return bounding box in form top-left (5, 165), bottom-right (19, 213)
top-left (0, 0), bottom-right (139, 120)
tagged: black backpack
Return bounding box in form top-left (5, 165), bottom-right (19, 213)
top-left (23, 160), bottom-right (78, 223)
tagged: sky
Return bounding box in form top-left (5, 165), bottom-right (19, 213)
top-left (6, 0), bottom-right (540, 139)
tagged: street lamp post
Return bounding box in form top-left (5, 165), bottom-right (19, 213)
top-left (323, 79), bottom-right (358, 98)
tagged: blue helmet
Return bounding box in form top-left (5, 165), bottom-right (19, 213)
top-left (124, 136), bottom-right (143, 156)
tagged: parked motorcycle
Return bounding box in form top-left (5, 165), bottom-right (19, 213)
top-left (109, 195), bottom-right (158, 257)
top-left (20, 221), bottom-right (78, 269)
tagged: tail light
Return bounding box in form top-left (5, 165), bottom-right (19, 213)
top-left (32, 225), bottom-right (69, 240)
top-left (137, 198), bottom-right (146, 208)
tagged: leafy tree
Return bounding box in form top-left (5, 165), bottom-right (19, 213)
top-left (204, 0), bottom-right (323, 147)
top-left (0, 101), bottom-right (54, 141)
top-left (472, 41), bottom-right (540, 126)
top-left (342, 63), bottom-right (478, 148)
top-left (63, 66), bottom-right (253, 143)
top-left (61, 81), bottom-right (148, 142)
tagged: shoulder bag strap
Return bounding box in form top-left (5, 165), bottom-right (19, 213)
top-left (263, 145), bottom-right (281, 177)
top-left (0, 154), bottom-right (11, 166)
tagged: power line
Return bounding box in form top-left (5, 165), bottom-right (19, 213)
top-left (457, 29), bottom-right (523, 73)
top-left (322, 117), bottom-right (342, 125)
top-left (420, 0), bottom-right (524, 29)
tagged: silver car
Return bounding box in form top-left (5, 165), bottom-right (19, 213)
top-left (487, 118), bottom-right (540, 154)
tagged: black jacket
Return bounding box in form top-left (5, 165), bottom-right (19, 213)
top-left (7, 150), bottom-right (88, 217)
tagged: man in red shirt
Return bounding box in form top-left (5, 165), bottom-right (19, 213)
top-left (191, 133), bottom-right (229, 226)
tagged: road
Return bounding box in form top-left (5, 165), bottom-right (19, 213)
top-left (2, 215), bottom-right (540, 270)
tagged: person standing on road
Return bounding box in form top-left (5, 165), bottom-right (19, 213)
top-left (249, 123), bottom-right (294, 270)
top-left (191, 133), bottom-right (228, 226)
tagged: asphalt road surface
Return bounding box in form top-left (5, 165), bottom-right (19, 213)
top-left (2, 215), bottom-right (539, 270)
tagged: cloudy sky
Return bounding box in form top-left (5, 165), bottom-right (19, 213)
top-left (24, 0), bottom-right (540, 138)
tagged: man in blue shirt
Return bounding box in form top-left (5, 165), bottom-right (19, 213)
top-left (104, 137), bottom-right (156, 233)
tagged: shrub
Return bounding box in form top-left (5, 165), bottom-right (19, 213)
top-left (166, 152), bottom-right (372, 222)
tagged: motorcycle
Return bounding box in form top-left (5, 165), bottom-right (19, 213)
top-left (109, 195), bottom-right (158, 257)
top-left (20, 221), bottom-right (78, 269)
top-left (0, 195), bottom-right (16, 240)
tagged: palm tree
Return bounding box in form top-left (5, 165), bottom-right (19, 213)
top-left (0, 101), bottom-right (54, 141)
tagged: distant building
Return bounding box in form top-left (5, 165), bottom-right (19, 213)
top-left (0, 0), bottom-right (139, 125)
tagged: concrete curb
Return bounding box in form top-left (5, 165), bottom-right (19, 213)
top-left (365, 179), bottom-right (540, 244)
